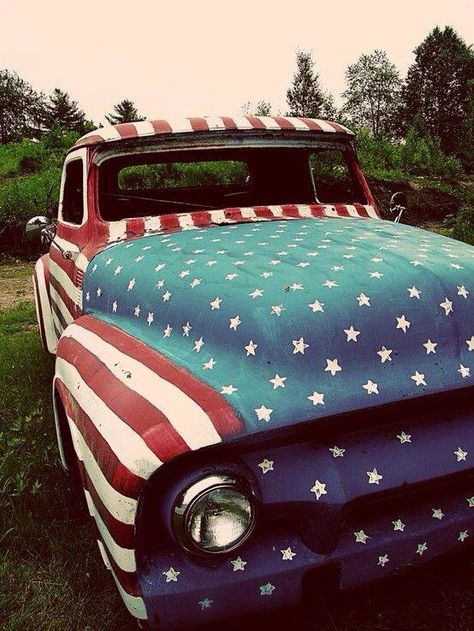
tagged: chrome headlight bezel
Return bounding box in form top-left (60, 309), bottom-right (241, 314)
top-left (172, 474), bottom-right (256, 555)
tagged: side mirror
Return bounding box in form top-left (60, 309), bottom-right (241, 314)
top-left (389, 192), bottom-right (408, 223)
top-left (25, 216), bottom-right (55, 245)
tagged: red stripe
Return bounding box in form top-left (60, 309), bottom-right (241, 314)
top-left (58, 336), bottom-right (191, 460)
top-left (55, 379), bottom-right (144, 498)
top-left (50, 295), bottom-right (68, 331)
top-left (273, 116), bottom-right (295, 130)
top-left (252, 206), bottom-right (275, 219)
top-left (159, 214), bottom-right (180, 230)
top-left (77, 316), bottom-right (243, 438)
top-left (221, 116), bottom-right (238, 130)
top-left (150, 119), bottom-right (173, 134)
top-left (191, 211), bottom-right (212, 226)
top-left (298, 117), bottom-right (325, 131)
top-left (99, 537), bottom-right (141, 597)
top-left (281, 204), bottom-right (301, 218)
top-left (353, 203), bottom-right (370, 218)
top-left (327, 121), bottom-right (348, 133)
top-left (332, 204), bottom-right (351, 217)
top-left (75, 134), bottom-right (104, 147)
top-left (245, 116), bottom-right (266, 129)
top-left (48, 273), bottom-right (75, 321)
top-left (78, 460), bottom-right (136, 549)
top-left (115, 123), bottom-right (139, 139)
top-left (188, 117), bottom-right (209, 132)
top-left (126, 218), bottom-right (145, 238)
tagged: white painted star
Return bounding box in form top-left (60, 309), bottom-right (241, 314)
top-left (423, 339), bottom-right (437, 354)
top-left (457, 285), bottom-right (469, 299)
top-left (458, 530), bottom-right (469, 542)
top-left (146, 312), bottom-right (154, 326)
top-left (458, 364), bottom-right (470, 378)
top-left (105, 257), bottom-right (113, 266)
top-left (308, 391), bottom-right (325, 405)
top-left (354, 530), bottom-right (369, 544)
top-left (466, 336), bottom-right (474, 351)
top-left (249, 288), bottom-right (264, 299)
top-left (467, 497), bottom-right (474, 507)
top-left (203, 358), bottom-right (216, 370)
top-left (127, 278), bottom-right (136, 292)
top-left (392, 519), bottom-right (405, 532)
top-left (281, 547), bottom-right (296, 561)
top-left (182, 322), bottom-right (192, 336)
top-left (416, 542), bottom-right (427, 555)
top-left (198, 598), bottom-right (213, 610)
top-left (245, 340), bottom-right (257, 356)
top-left (210, 297), bottom-right (222, 310)
top-left (370, 271), bottom-right (383, 279)
top-left (163, 324), bottom-right (172, 338)
top-left (344, 326), bottom-right (360, 342)
top-left (231, 556), bottom-right (247, 571)
top-left (133, 305), bottom-right (141, 317)
top-left (290, 283), bottom-right (304, 291)
top-left (377, 346), bottom-right (392, 363)
top-left (323, 280), bottom-right (338, 288)
top-left (329, 446), bottom-right (345, 458)
top-left (114, 265), bottom-right (122, 276)
top-left (229, 315), bottom-right (241, 331)
top-left (156, 279), bottom-right (165, 289)
top-left (261, 271), bottom-right (273, 278)
top-left (255, 405), bottom-right (273, 422)
top-left (112, 300), bottom-right (117, 313)
top-left (85, 291), bottom-right (90, 302)
top-left (310, 480), bottom-right (327, 500)
top-left (269, 374), bottom-right (286, 389)
top-left (225, 272), bottom-right (238, 280)
top-left (190, 278), bottom-right (201, 289)
top-left (220, 384), bottom-right (238, 395)
top-left (259, 583), bottom-right (276, 596)
top-left (440, 298), bottom-right (453, 315)
top-left (96, 287), bottom-right (102, 297)
top-left (134, 255), bottom-right (144, 262)
top-left (271, 304), bottom-right (285, 316)
top-left (363, 380), bottom-right (379, 394)
top-left (432, 508), bottom-right (444, 520)
top-left (454, 447), bottom-right (467, 462)
top-left (193, 337), bottom-right (204, 352)
top-left (396, 315), bottom-right (410, 333)
top-left (325, 358), bottom-right (342, 376)
top-left (293, 337), bottom-right (309, 355)
top-left (258, 459), bottom-right (274, 474)
top-left (155, 263), bottom-right (166, 271)
top-left (411, 371), bottom-right (427, 386)
top-left (378, 554), bottom-right (389, 567)
top-left (179, 269), bottom-right (190, 278)
top-left (357, 293), bottom-right (371, 307)
top-left (367, 468), bottom-right (383, 484)
top-left (163, 290), bottom-right (172, 302)
top-left (298, 261), bottom-right (310, 268)
top-left (397, 431), bottom-right (412, 444)
top-left (408, 286), bottom-right (421, 299)
top-left (163, 567), bottom-right (180, 582)
top-left (308, 300), bottom-right (325, 313)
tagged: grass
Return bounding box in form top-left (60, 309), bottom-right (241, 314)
top-left (0, 264), bottom-right (472, 631)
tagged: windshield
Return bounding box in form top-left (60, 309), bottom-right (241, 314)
top-left (98, 144), bottom-right (367, 221)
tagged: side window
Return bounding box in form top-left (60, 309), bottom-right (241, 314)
top-left (309, 150), bottom-right (366, 204)
top-left (61, 159), bottom-right (84, 225)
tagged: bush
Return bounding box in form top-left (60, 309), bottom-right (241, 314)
top-left (453, 204), bottom-right (474, 245)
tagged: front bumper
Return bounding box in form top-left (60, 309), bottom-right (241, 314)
top-left (137, 390), bottom-right (474, 630)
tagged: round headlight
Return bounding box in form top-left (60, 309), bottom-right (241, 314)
top-left (173, 475), bottom-right (255, 554)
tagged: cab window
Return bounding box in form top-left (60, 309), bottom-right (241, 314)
top-left (61, 159), bottom-right (84, 225)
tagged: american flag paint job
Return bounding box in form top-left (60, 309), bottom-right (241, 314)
top-left (72, 115), bottom-right (353, 150)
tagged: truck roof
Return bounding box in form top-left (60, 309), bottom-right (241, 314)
top-left (72, 115), bottom-right (354, 151)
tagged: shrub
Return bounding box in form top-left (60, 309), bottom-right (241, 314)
top-left (453, 204), bottom-right (474, 245)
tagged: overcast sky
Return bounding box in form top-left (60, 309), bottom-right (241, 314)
top-left (1, 0), bottom-right (472, 125)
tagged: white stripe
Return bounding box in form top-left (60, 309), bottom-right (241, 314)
top-left (323, 205), bottom-right (339, 217)
top-left (99, 126), bottom-right (122, 141)
top-left (75, 252), bottom-right (89, 272)
top-left (54, 236), bottom-right (79, 253)
top-left (67, 416), bottom-right (137, 525)
top-left (35, 259), bottom-right (57, 353)
top-left (231, 115), bottom-right (254, 130)
top-left (49, 285), bottom-right (74, 325)
top-left (258, 116), bottom-right (281, 130)
top-left (240, 208), bottom-right (258, 220)
top-left (209, 209), bottom-right (236, 224)
top-left (49, 258), bottom-right (80, 306)
top-left (64, 324), bottom-right (222, 450)
top-left (286, 117), bottom-right (310, 131)
top-left (97, 539), bottom-right (112, 570)
top-left (345, 205), bottom-right (361, 218)
top-left (110, 561), bottom-right (148, 619)
top-left (365, 205), bottom-right (380, 219)
top-left (312, 119), bottom-right (337, 132)
top-left (55, 357), bottom-right (162, 478)
top-left (108, 221), bottom-right (128, 243)
top-left (297, 205), bottom-right (314, 217)
top-left (267, 205), bottom-right (284, 217)
top-left (204, 116), bottom-right (227, 130)
top-left (132, 120), bottom-right (156, 136)
top-left (144, 216), bottom-right (163, 232)
top-left (167, 116), bottom-right (193, 133)
top-left (178, 214), bottom-right (197, 229)
top-left (84, 490), bottom-right (136, 573)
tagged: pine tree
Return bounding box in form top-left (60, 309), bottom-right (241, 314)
top-left (0, 69), bottom-right (43, 143)
top-left (402, 26), bottom-right (474, 159)
top-left (241, 100), bottom-right (272, 116)
top-left (286, 50), bottom-right (326, 118)
top-left (44, 88), bottom-right (87, 134)
top-left (342, 50), bottom-right (402, 138)
top-left (105, 99), bottom-right (145, 124)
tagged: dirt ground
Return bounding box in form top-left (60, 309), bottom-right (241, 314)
top-left (0, 261), bottom-right (35, 311)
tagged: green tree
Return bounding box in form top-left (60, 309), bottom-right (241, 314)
top-left (342, 50), bottom-right (402, 138)
top-left (0, 69), bottom-right (43, 144)
top-left (286, 50), bottom-right (329, 118)
top-left (43, 88), bottom-right (87, 134)
top-left (402, 26), bottom-right (474, 160)
top-left (105, 99), bottom-right (145, 124)
top-left (241, 100), bottom-right (272, 116)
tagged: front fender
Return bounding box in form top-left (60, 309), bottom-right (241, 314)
top-left (33, 254), bottom-right (57, 353)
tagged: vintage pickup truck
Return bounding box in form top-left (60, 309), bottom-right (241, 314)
top-left (27, 116), bottom-right (473, 630)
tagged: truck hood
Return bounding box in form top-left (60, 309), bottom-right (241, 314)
top-left (83, 217), bottom-right (473, 437)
